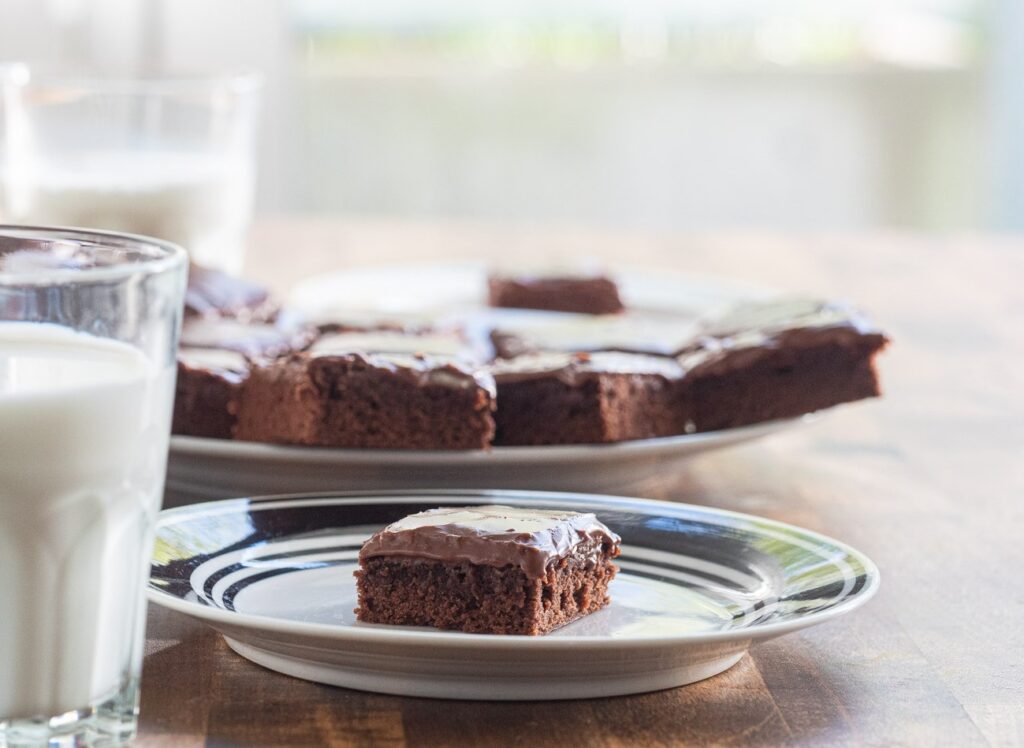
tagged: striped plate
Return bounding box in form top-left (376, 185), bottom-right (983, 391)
top-left (148, 490), bottom-right (878, 700)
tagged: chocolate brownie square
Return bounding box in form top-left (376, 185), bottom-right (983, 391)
top-left (172, 348), bottom-right (249, 439)
top-left (355, 505), bottom-right (621, 635)
top-left (677, 298), bottom-right (890, 432)
top-left (489, 351), bottom-right (686, 445)
top-left (234, 350), bottom-right (496, 450)
top-left (488, 270), bottom-right (624, 315)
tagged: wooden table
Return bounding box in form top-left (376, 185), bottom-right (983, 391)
top-left (139, 219), bottom-right (1024, 746)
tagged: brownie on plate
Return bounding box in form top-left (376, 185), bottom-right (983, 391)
top-left (677, 298), bottom-right (890, 432)
top-left (490, 351), bottom-right (686, 445)
top-left (488, 270), bottom-right (624, 315)
top-left (355, 505), bottom-right (621, 635)
top-left (173, 348), bottom-right (250, 439)
top-left (233, 346), bottom-right (496, 450)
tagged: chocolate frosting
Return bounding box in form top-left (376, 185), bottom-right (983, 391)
top-left (359, 505), bottom-right (621, 579)
top-left (177, 347), bottom-right (250, 382)
top-left (185, 263), bottom-right (277, 321)
top-left (679, 297), bottom-right (889, 376)
top-left (180, 318), bottom-right (310, 359)
top-left (489, 350), bottom-right (685, 385)
top-left (697, 297), bottom-right (881, 339)
top-left (308, 350), bottom-right (497, 397)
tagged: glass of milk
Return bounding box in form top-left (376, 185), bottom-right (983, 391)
top-left (0, 226), bottom-right (187, 745)
top-left (0, 64), bottom-right (261, 275)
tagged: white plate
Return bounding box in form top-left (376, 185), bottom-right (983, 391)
top-left (148, 490), bottom-right (879, 700)
top-left (166, 418), bottom-right (807, 505)
top-left (168, 264), bottom-right (788, 504)
top-left (284, 261), bottom-right (776, 324)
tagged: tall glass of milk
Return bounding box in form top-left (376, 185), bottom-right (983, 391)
top-left (0, 65), bottom-right (261, 275)
top-left (0, 226), bottom-right (187, 745)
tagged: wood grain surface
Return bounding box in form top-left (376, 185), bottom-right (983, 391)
top-left (138, 218), bottom-right (1024, 747)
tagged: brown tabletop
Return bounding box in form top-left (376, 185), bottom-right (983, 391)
top-left (140, 219), bottom-right (1024, 746)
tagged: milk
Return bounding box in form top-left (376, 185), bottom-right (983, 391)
top-left (0, 323), bottom-right (173, 719)
top-left (4, 151), bottom-right (252, 275)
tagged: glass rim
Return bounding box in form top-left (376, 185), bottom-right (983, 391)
top-left (0, 62), bottom-right (263, 95)
top-left (0, 225), bottom-right (188, 286)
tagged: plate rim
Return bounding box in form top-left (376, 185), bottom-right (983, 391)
top-left (149, 488), bottom-right (880, 649)
top-left (169, 416), bottom-right (813, 464)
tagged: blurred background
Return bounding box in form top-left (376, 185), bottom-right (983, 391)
top-left (0, 0), bottom-right (1021, 234)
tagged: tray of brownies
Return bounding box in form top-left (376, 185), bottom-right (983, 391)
top-left (167, 262), bottom-right (889, 503)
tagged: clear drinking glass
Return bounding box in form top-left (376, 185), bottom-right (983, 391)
top-left (0, 226), bottom-right (186, 745)
top-left (0, 65), bottom-right (261, 275)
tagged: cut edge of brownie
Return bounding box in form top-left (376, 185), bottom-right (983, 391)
top-left (234, 351), bottom-right (496, 450)
top-left (172, 348), bottom-right (249, 439)
top-left (679, 325), bottom-right (889, 432)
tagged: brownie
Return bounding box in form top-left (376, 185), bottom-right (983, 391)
top-left (489, 351), bottom-right (686, 445)
top-left (184, 262), bottom-right (277, 322)
top-left (490, 312), bottom-right (700, 359)
top-left (233, 349), bottom-right (496, 450)
top-left (488, 270), bottom-right (624, 315)
top-left (172, 348), bottom-right (249, 439)
top-left (180, 317), bottom-right (312, 359)
top-left (355, 505), bottom-right (620, 635)
top-left (677, 298), bottom-right (890, 432)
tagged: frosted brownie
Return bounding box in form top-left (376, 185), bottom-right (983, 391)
top-left (488, 269), bottom-right (624, 315)
top-left (233, 331), bottom-right (496, 449)
top-left (184, 262), bottom-right (277, 322)
top-left (355, 505), bottom-right (621, 635)
top-left (490, 351), bottom-right (686, 445)
top-left (677, 298), bottom-right (890, 432)
top-left (173, 348), bottom-right (249, 439)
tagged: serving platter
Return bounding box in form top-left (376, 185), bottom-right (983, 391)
top-left (148, 490), bottom-right (879, 700)
top-left (166, 417), bottom-right (806, 504)
top-left (167, 264), bottom-right (790, 504)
